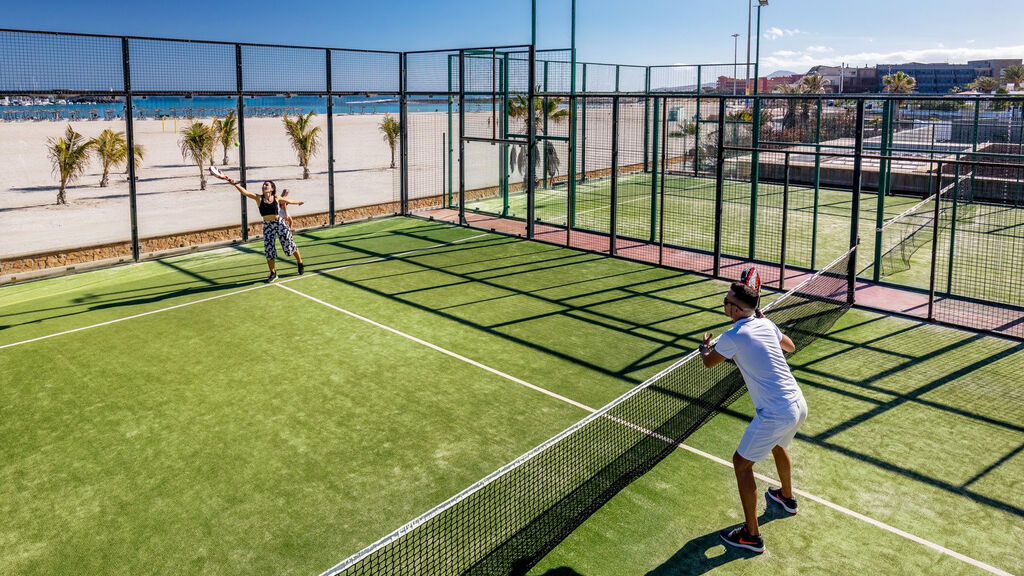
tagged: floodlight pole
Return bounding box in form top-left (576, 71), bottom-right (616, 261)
top-left (745, 1), bottom-right (752, 95)
top-left (732, 34), bottom-right (740, 96)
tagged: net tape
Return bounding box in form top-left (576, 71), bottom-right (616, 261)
top-left (321, 246), bottom-right (856, 576)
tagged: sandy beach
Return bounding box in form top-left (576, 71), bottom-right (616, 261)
top-left (1, 104), bottom-right (654, 262)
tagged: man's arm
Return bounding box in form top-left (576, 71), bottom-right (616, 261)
top-left (700, 332), bottom-right (728, 368)
top-left (780, 334), bottom-right (796, 353)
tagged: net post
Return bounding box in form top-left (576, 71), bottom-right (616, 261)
top-left (121, 37), bottom-right (140, 262)
top-left (458, 49), bottom-right (466, 225)
top-left (400, 52), bottom-right (409, 216)
top-left (649, 95), bottom-right (660, 243)
top-left (326, 49), bottom-right (336, 227)
top-left (527, 45), bottom-right (536, 238)
top-left (780, 150), bottom-right (790, 290)
top-left (928, 161), bottom-right (943, 320)
top-left (235, 43), bottom-right (249, 242)
top-left (848, 99), bottom-right (865, 304)
top-left (610, 95), bottom-right (620, 255)
top-left (713, 97), bottom-right (726, 277)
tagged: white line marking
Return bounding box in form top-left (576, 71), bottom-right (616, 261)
top-left (291, 278), bottom-right (1013, 576)
top-left (275, 283), bottom-right (593, 413)
top-left (0, 232), bottom-right (491, 352)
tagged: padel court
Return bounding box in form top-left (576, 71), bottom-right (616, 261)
top-left (2, 217), bottom-right (1021, 576)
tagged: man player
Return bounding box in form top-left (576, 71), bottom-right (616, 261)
top-left (699, 280), bottom-right (806, 554)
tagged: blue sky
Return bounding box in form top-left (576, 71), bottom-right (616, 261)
top-left (5, 0), bottom-right (1024, 74)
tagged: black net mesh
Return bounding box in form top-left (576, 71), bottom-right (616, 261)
top-left (330, 50), bottom-right (400, 93)
top-left (128, 39), bottom-right (235, 93)
top-left (319, 246), bottom-right (855, 576)
top-left (241, 45), bottom-right (326, 93)
top-left (0, 30), bottom-right (123, 92)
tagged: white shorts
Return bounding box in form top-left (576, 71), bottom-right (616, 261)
top-left (736, 396), bottom-right (808, 463)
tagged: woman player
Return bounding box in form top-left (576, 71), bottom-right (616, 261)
top-left (210, 169), bottom-right (305, 283)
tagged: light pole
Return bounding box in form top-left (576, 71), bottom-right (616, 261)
top-left (746, 0), bottom-right (769, 95)
top-left (732, 33), bottom-right (740, 96)
top-left (754, 0), bottom-right (768, 95)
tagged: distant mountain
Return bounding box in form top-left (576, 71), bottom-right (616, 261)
top-left (767, 70), bottom-right (799, 78)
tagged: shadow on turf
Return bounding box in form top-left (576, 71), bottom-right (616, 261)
top-left (646, 506), bottom-right (791, 576)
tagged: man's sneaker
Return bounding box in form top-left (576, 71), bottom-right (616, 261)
top-left (767, 487), bottom-right (798, 514)
top-left (297, 262), bottom-right (305, 275)
top-left (719, 525), bottom-right (764, 554)
top-left (265, 272), bottom-right (278, 284)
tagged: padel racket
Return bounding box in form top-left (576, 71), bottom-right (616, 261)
top-left (740, 266), bottom-right (761, 310)
top-left (209, 165), bottom-right (229, 181)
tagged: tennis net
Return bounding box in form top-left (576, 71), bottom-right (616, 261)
top-left (321, 246), bottom-right (857, 576)
top-left (876, 174), bottom-right (970, 278)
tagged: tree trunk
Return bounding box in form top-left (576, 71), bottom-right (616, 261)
top-left (390, 145), bottom-right (396, 169)
top-left (100, 167), bottom-right (109, 188)
top-left (223, 146), bottom-right (229, 166)
top-left (303, 164), bottom-right (310, 180)
top-left (199, 164), bottom-right (207, 190)
top-left (57, 182), bottom-right (67, 205)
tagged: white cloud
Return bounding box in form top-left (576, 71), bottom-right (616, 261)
top-left (806, 45), bottom-right (833, 54)
top-left (760, 44), bottom-right (1024, 73)
top-left (763, 27), bottom-right (802, 41)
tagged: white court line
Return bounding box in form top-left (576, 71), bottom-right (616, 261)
top-left (0, 232), bottom-right (491, 352)
top-left (274, 283), bottom-right (592, 413)
top-left (281, 281), bottom-right (1013, 576)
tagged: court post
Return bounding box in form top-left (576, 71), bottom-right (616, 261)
top-left (121, 37), bottom-right (140, 262)
top-left (649, 95), bottom-right (660, 242)
top-left (780, 151), bottom-right (790, 290)
top-left (928, 161), bottom-right (943, 320)
top-left (643, 67), bottom-right (651, 173)
top-left (399, 53), bottom-right (409, 215)
top-left (658, 98), bottom-right (669, 266)
top-left (527, 45), bottom-right (537, 239)
top-left (610, 96), bottom-right (620, 255)
top-left (848, 99), bottom-right (865, 304)
top-left (811, 97), bottom-right (822, 269)
top-left (326, 49), bottom-right (336, 226)
top-left (713, 97), bottom-right (726, 277)
top-left (458, 49), bottom-right (466, 225)
top-left (235, 43), bottom-right (249, 241)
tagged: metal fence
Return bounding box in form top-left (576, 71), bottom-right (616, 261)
top-left (3, 29), bottom-right (1023, 339)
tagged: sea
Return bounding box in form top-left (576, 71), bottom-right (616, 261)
top-left (0, 94), bottom-right (493, 121)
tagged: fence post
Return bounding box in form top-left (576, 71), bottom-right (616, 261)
top-left (235, 44), bottom-right (248, 242)
top-left (713, 98), bottom-right (726, 278)
top-left (928, 161), bottom-right (943, 320)
top-left (326, 49), bottom-right (335, 227)
top-left (811, 97), bottom-right (822, 269)
top-left (694, 65), bottom-right (702, 176)
top-left (542, 60), bottom-right (549, 189)
top-left (749, 97), bottom-right (762, 260)
top-left (399, 53), bottom-right (409, 215)
top-left (527, 45), bottom-right (536, 238)
top-left (121, 38), bottom-right (140, 261)
top-left (848, 99), bottom-right (865, 304)
top-left (610, 96), bottom-right (620, 255)
top-left (659, 98), bottom-right (668, 266)
top-left (502, 51), bottom-right (510, 217)
top-left (780, 151), bottom-right (790, 290)
top-left (458, 49), bottom-right (466, 225)
top-left (873, 99), bottom-right (893, 282)
top-left (447, 54), bottom-right (455, 209)
top-left (947, 159), bottom-right (961, 295)
top-left (580, 64), bottom-right (588, 183)
top-left (649, 96), bottom-right (660, 242)
top-left (643, 67), bottom-right (651, 173)
top-left (970, 99), bottom-right (981, 202)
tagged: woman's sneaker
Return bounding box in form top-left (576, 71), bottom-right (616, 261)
top-left (719, 525), bottom-right (764, 553)
top-left (767, 487), bottom-right (798, 514)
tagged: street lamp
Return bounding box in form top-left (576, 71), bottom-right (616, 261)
top-left (732, 33), bottom-right (740, 96)
top-left (745, 0), bottom-right (769, 95)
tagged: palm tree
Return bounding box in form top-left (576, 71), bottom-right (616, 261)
top-left (212, 111), bottom-right (238, 166)
top-left (507, 94), bottom-right (569, 180)
top-left (970, 76), bottom-right (999, 94)
top-left (1002, 64), bottom-right (1024, 89)
top-left (122, 143), bottom-right (146, 176)
top-left (90, 129), bottom-right (128, 187)
top-left (179, 120), bottom-right (216, 190)
top-left (773, 83), bottom-right (804, 129)
top-left (283, 111), bottom-right (322, 179)
top-left (799, 73), bottom-right (829, 94)
top-left (378, 114), bottom-right (400, 169)
top-left (47, 125), bottom-right (95, 205)
top-left (882, 71), bottom-right (916, 94)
